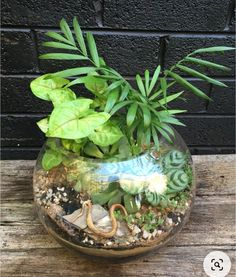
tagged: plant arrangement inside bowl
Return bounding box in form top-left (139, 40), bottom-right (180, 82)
top-left (31, 17), bottom-right (234, 258)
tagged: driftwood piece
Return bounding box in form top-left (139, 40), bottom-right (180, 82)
top-left (1, 155), bottom-right (235, 276)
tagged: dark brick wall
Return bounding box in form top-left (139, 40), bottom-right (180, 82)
top-left (1, 0), bottom-right (235, 159)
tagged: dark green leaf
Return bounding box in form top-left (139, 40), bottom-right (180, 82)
top-left (45, 31), bottom-right (74, 45)
top-left (65, 76), bottom-right (90, 87)
top-left (83, 142), bottom-right (104, 159)
top-left (119, 84), bottom-right (129, 101)
top-left (53, 67), bottom-right (97, 78)
top-left (42, 149), bottom-right (63, 171)
top-left (166, 70), bottom-right (211, 101)
top-left (60, 18), bottom-right (75, 45)
top-left (193, 46), bottom-right (235, 54)
top-left (148, 65), bottom-right (161, 94)
top-left (104, 89), bottom-right (119, 112)
top-left (176, 65), bottom-right (227, 87)
top-left (85, 76), bottom-right (108, 94)
top-left (160, 77), bottom-right (167, 106)
top-left (136, 74), bottom-right (146, 96)
top-left (149, 81), bottom-right (176, 101)
top-left (110, 101), bottom-right (133, 116)
top-left (151, 125), bottom-right (159, 149)
top-left (86, 32), bottom-right (100, 67)
top-left (42, 41), bottom-right (78, 51)
top-left (140, 105), bottom-right (151, 127)
top-left (126, 103), bottom-right (138, 126)
top-left (145, 70), bottom-right (150, 93)
top-left (104, 80), bottom-right (123, 95)
top-left (39, 53), bottom-right (89, 60)
top-left (151, 91), bottom-right (184, 108)
top-left (73, 17), bottom-right (87, 56)
top-left (155, 125), bottom-right (172, 144)
top-left (183, 57), bottom-right (231, 72)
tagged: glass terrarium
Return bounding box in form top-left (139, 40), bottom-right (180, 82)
top-left (33, 130), bottom-right (195, 259)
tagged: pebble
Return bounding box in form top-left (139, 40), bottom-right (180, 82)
top-left (178, 216), bottom-right (181, 223)
top-left (106, 241), bottom-right (113, 246)
top-left (166, 218), bottom-right (173, 226)
top-left (157, 230), bottom-right (162, 235)
top-left (132, 225), bottom-right (141, 236)
top-left (142, 230), bottom-right (152, 240)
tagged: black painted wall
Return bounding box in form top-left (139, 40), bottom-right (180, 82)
top-left (1, 0), bottom-right (235, 159)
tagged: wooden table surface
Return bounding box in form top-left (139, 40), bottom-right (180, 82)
top-left (1, 155), bottom-right (235, 277)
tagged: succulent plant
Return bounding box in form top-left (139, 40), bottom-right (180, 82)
top-left (161, 150), bottom-right (186, 169)
top-left (166, 169), bottom-right (189, 193)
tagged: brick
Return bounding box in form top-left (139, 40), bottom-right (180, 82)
top-left (164, 35), bottom-right (235, 77)
top-left (2, 115), bottom-right (235, 147)
top-left (189, 147), bottom-right (235, 155)
top-left (176, 116), bottom-right (235, 146)
top-left (1, 31), bottom-right (38, 74)
top-left (1, 77), bottom-right (52, 113)
top-left (207, 80), bottom-right (235, 114)
top-left (1, 0), bottom-right (99, 27)
top-left (1, 148), bottom-right (40, 160)
top-left (1, 115), bottom-right (45, 147)
top-left (104, 0), bottom-right (232, 32)
top-left (37, 31), bottom-right (161, 76)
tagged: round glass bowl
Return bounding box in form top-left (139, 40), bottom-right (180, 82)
top-left (33, 131), bottom-right (195, 259)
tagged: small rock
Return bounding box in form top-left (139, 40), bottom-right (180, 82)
top-left (135, 212), bottom-right (142, 219)
top-left (157, 230), bottom-right (162, 235)
top-left (142, 230), bottom-right (151, 240)
top-left (106, 241), bottom-right (113, 246)
top-left (132, 225), bottom-right (141, 236)
top-left (166, 217), bottom-right (173, 226)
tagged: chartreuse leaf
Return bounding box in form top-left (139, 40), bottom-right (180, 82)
top-left (136, 74), bottom-right (146, 96)
top-left (47, 99), bottom-right (110, 139)
top-left (39, 53), bottom-right (88, 60)
top-left (166, 70), bottom-right (211, 101)
top-left (30, 74), bottom-right (69, 100)
top-left (86, 32), bottom-right (100, 67)
top-left (126, 103), bottom-right (138, 126)
top-left (45, 31), bottom-right (74, 45)
top-left (42, 149), bottom-right (63, 171)
top-left (73, 17), bottom-right (87, 56)
top-left (60, 18), bottom-right (75, 45)
top-left (148, 65), bottom-right (161, 94)
top-left (53, 67), bottom-right (97, 78)
top-left (37, 118), bottom-right (49, 133)
top-left (183, 57), bottom-right (231, 71)
top-left (88, 121), bottom-right (123, 146)
top-left (104, 88), bottom-right (119, 112)
top-left (48, 88), bottom-right (76, 106)
top-left (192, 46), bottom-right (235, 54)
top-left (85, 76), bottom-right (108, 94)
top-left (42, 42), bottom-right (78, 51)
top-left (176, 65), bottom-right (227, 87)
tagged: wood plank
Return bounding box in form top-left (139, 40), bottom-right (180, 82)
top-left (1, 246), bottom-right (235, 277)
top-left (1, 155), bottom-right (235, 202)
top-left (1, 195), bottom-right (235, 250)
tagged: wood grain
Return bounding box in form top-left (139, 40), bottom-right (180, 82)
top-left (1, 155), bottom-right (235, 276)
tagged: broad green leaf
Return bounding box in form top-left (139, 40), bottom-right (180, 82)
top-left (86, 32), bottom-right (100, 67)
top-left (145, 70), bottom-right (150, 93)
top-left (39, 53), bottom-right (89, 60)
top-left (42, 41), bottom-right (78, 51)
top-left (119, 84), bottom-right (129, 101)
top-left (136, 74), bottom-right (146, 96)
top-left (37, 118), bottom-right (49, 133)
top-left (148, 65), bottom-right (161, 94)
top-left (126, 103), bottom-right (138, 126)
top-left (176, 65), bottom-right (227, 87)
top-left (140, 105), bottom-right (151, 127)
top-left (48, 88), bottom-right (76, 106)
top-left (166, 70), bottom-right (211, 101)
top-left (88, 121), bottom-right (123, 146)
top-left (104, 89), bottom-right (119, 112)
top-left (42, 149), bottom-right (63, 170)
top-left (60, 18), bottom-right (75, 45)
top-left (85, 76), bottom-right (108, 94)
top-left (30, 74), bottom-right (69, 100)
top-left (183, 57), bottom-right (231, 71)
top-left (47, 99), bottom-right (110, 139)
top-left (53, 67), bottom-right (97, 78)
top-left (110, 100), bottom-right (133, 115)
top-left (193, 46), bottom-right (235, 54)
top-left (73, 17), bottom-right (87, 56)
top-left (152, 91), bottom-right (184, 108)
top-left (45, 31), bottom-right (74, 45)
